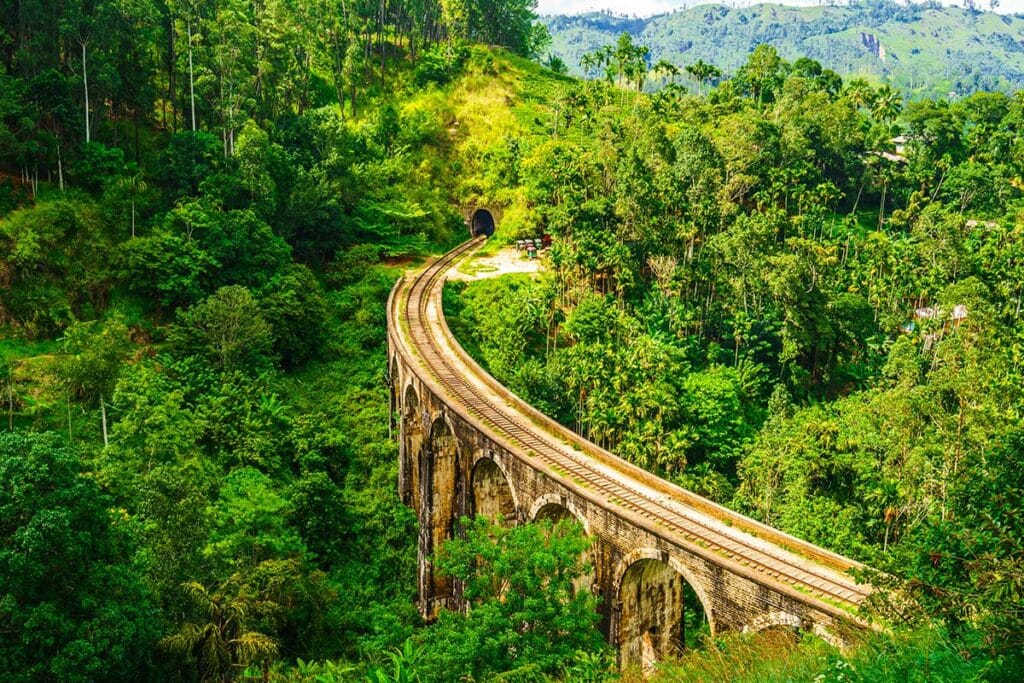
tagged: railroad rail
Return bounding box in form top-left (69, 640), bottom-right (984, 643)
top-left (389, 236), bottom-right (874, 650)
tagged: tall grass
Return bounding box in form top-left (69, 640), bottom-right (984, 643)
top-left (626, 627), bottom-right (993, 683)
top-left (637, 629), bottom-right (832, 683)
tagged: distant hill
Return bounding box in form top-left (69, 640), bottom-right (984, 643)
top-left (543, 1), bottom-right (1024, 96)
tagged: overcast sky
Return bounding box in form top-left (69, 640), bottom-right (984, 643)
top-left (538, 0), bottom-right (1024, 19)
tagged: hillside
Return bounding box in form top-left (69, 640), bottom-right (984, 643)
top-left (4, 0), bottom-right (1024, 676)
top-left (544, 1), bottom-right (1024, 95)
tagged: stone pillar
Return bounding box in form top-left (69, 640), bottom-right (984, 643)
top-left (419, 416), bottom-right (460, 619)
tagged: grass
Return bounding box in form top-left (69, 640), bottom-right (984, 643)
top-left (0, 329), bottom-right (60, 363)
top-left (397, 46), bottom-right (570, 241)
top-left (630, 626), bottom-right (990, 683)
top-left (637, 629), bottom-right (836, 683)
top-left (456, 257), bottom-right (499, 277)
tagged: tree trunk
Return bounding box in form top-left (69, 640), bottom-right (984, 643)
top-left (168, 18), bottom-right (177, 132)
top-left (100, 397), bottom-right (108, 448)
top-left (57, 141), bottom-right (64, 191)
top-left (188, 19), bottom-right (197, 131)
top-left (878, 181), bottom-right (887, 229)
top-left (82, 41), bottom-right (91, 143)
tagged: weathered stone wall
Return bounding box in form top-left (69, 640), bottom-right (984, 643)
top-left (389, 342), bottom-right (863, 663)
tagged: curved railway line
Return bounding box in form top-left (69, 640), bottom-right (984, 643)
top-left (390, 236), bottom-right (873, 627)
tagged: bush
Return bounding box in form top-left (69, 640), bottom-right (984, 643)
top-left (414, 44), bottom-right (470, 87)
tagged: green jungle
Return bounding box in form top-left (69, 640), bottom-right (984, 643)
top-left (0, 0), bottom-right (1022, 680)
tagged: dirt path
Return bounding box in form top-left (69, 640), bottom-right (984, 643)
top-left (448, 247), bottom-right (543, 281)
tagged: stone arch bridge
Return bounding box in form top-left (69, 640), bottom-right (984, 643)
top-left (387, 236), bottom-right (874, 667)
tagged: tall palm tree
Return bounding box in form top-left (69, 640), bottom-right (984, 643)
top-left (653, 59), bottom-right (680, 86)
top-left (117, 164), bottom-right (147, 237)
top-left (579, 52), bottom-right (597, 80)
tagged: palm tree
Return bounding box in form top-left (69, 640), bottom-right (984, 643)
top-left (652, 59), bottom-right (680, 86)
top-left (625, 47), bottom-right (650, 93)
top-left (685, 59), bottom-right (721, 96)
top-left (117, 164), bottom-right (147, 237)
top-left (578, 52), bottom-right (597, 79)
top-left (596, 45), bottom-right (616, 84)
top-left (872, 84), bottom-right (903, 126)
top-left (161, 581), bottom-right (278, 682)
top-left (844, 77), bottom-right (875, 111)
top-left (545, 54), bottom-right (568, 75)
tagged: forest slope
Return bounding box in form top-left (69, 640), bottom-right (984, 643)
top-left (2, 0), bottom-right (1023, 673)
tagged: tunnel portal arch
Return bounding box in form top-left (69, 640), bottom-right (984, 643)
top-left (470, 208), bottom-right (496, 237)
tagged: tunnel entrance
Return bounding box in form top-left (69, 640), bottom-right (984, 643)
top-left (470, 209), bottom-right (495, 237)
top-left (617, 557), bottom-right (709, 671)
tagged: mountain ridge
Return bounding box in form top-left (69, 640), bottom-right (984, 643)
top-left (543, 1), bottom-right (1024, 95)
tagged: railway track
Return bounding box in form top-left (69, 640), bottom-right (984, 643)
top-left (394, 237), bottom-right (872, 618)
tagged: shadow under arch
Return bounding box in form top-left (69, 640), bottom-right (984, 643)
top-left (612, 548), bottom-right (715, 671)
top-left (470, 208), bottom-right (495, 237)
top-left (744, 613), bottom-right (847, 655)
top-left (529, 494), bottom-right (591, 535)
top-left (470, 455), bottom-right (518, 526)
top-left (530, 494), bottom-right (597, 601)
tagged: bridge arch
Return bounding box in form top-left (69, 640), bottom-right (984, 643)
top-left (470, 455), bottom-right (518, 526)
top-left (530, 494), bottom-right (596, 597)
top-left (389, 238), bottom-right (874, 652)
top-left (612, 548), bottom-right (715, 671)
top-left (529, 494), bottom-right (591, 535)
top-left (470, 208), bottom-right (496, 237)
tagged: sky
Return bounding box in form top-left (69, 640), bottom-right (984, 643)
top-left (537, 0), bottom-right (1024, 19)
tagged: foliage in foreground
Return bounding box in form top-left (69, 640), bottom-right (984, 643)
top-left (644, 627), bottom-right (997, 683)
top-left (363, 516), bottom-right (605, 682)
top-left (0, 432), bottom-right (160, 682)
